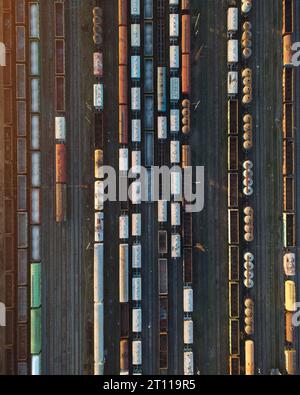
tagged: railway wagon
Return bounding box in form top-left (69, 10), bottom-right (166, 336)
top-left (132, 213), bottom-right (141, 236)
top-left (158, 230), bottom-right (168, 254)
top-left (283, 213), bottom-right (295, 247)
top-left (94, 84), bottom-right (104, 110)
top-left (285, 280), bottom-right (296, 312)
top-left (183, 213), bottom-right (192, 247)
top-left (183, 248), bottom-right (192, 284)
top-left (132, 119), bottom-right (141, 142)
top-left (119, 214), bottom-right (129, 239)
top-left (184, 351), bottom-right (194, 375)
top-left (55, 144), bottom-right (66, 184)
top-left (245, 340), bottom-right (254, 375)
top-left (171, 234), bottom-right (181, 258)
top-left (132, 276), bottom-right (142, 301)
top-left (17, 323), bottom-right (28, 361)
top-left (93, 52), bottom-right (103, 77)
top-left (227, 7), bottom-right (238, 34)
top-left (184, 287), bottom-right (193, 313)
top-left (131, 87), bottom-right (141, 111)
top-left (170, 45), bottom-right (180, 69)
top-left (283, 67), bottom-right (294, 103)
top-left (228, 136), bottom-right (238, 171)
top-left (55, 183), bottom-right (67, 223)
top-left (120, 339), bottom-right (129, 375)
top-left (132, 243), bottom-right (142, 269)
top-left (157, 67), bottom-right (167, 112)
top-left (55, 1), bottom-right (65, 37)
top-left (229, 319), bottom-right (240, 355)
top-left (119, 26), bottom-right (128, 66)
top-left (31, 263), bottom-right (41, 309)
top-left (94, 243), bottom-right (104, 303)
top-left (184, 319), bottom-right (193, 345)
top-left (160, 334), bottom-right (168, 371)
top-left (145, 131), bottom-right (154, 166)
top-left (95, 212), bottom-right (104, 242)
top-left (283, 102), bottom-right (294, 139)
top-left (144, 22), bottom-right (153, 55)
top-left (159, 259), bottom-right (168, 295)
top-left (94, 302), bottom-right (104, 369)
top-left (227, 39), bottom-right (238, 64)
top-left (158, 200), bottom-right (168, 223)
top-left (182, 0), bottom-right (190, 11)
top-left (182, 145), bottom-right (191, 168)
top-left (95, 149), bottom-right (104, 179)
top-left (228, 99), bottom-right (239, 134)
top-left (283, 176), bottom-right (295, 212)
top-left (131, 55), bottom-right (141, 79)
top-left (228, 71), bottom-right (238, 97)
top-left (119, 65), bottom-right (128, 105)
top-left (118, 0), bottom-right (128, 27)
top-left (228, 173), bottom-right (239, 208)
top-left (229, 246), bottom-right (239, 282)
top-left (132, 340), bottom-right (142, 366)
top-left (171, 202), bottom-right (181, 226)
top-left (170, 77), bottom-right (180, 101)
top-left (286, 312), bottom-right (294, 343)
top-left (182, 15), bottom-right (190, 54)
top-left (170, 141), bottom-right (180, 164)
top-left (229, 282), bottom-right (239, 318)
top-left (182, 54), bottom-right (191, 95)
top-left (145, 59), bottom-right (153, 92)
top-left (170, 13), bottom-right (179, 38)
top-left (131, 24), bottom-right (141, 48)
top-left (285, 349), bottom-right (296, 375)
top-left (55, 76), bottom-right (65, 112)
top-left (119, 244), bottom-right (129, 303)
top-left (131, 0), bottom-right (140, 15)
top-left (170, 109), bottom-right (180, 133)
top-left (119, 105), bottom-right (128, 144)
top-left (283, 140), bottom-right (294, 176)
top-left (283, 34), bottom-right (293, 66)
top-left (229, 355), bottom-right (240, 375)
top-left (158, 116), bottom-right (167, 139)
top-left (228, 209), bottom-right (239, 245)
top-left (283, 252), bottom-right (296, 276)
top-left (32, 354), bottom-right (41, 375)
top-left (160, 296), bottom-right (168, 333)
top-left (31, 308), bottom-right (41, 355)
top-left (132, 308), bottom-right (142, 333)
top-left (282, 0), bottom-right (294, 36)
top-left (95, 112), bottom-right (104, 149)
top-left (119, 148), bottom-right (129, 172)
top-left (55, 39), bottom-right (65, 75)
top-left (120, 303), bottom-right (130, 339)
top-left (55, 116), bottom-right (66, 140)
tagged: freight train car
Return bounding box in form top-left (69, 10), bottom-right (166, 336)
top-left (228, 99), bottom-right (239, 134)
top-left (282, 0), bottom-right (294, 36)
top-left (283, 67), bottom-right (294, 103)
top-left (119, 244), bottom-right (129, 303)
top-left (229, 282), bottom-right (239, 319)
top-left (285, 349), bottom-right (296, 375)
top-left (245, 340), bottom-right (254, 375)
